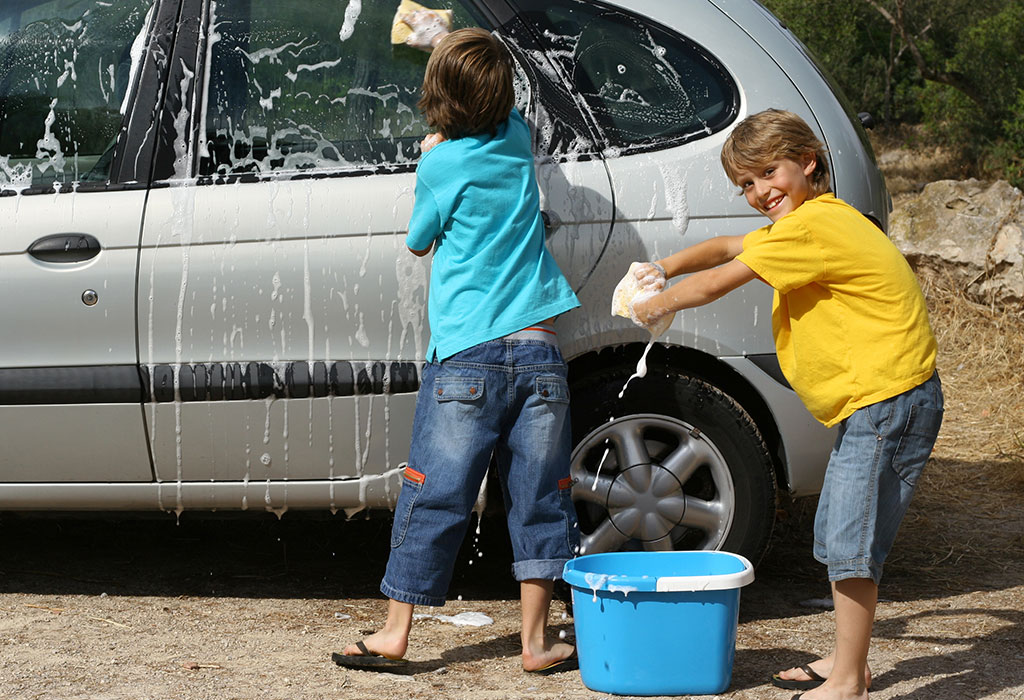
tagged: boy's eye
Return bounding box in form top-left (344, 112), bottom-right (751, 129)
top-left (763, 167), bottom-right (775, 177)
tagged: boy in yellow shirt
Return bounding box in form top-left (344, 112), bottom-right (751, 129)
top-left (631, 109), bottom-right (943, 700)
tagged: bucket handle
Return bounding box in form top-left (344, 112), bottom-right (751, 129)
top-left (655, 555), bottom-right (755, 592)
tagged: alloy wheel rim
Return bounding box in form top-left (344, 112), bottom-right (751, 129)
top-left (570, 414), bottom-right (735, 554)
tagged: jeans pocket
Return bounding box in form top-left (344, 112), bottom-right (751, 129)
top-left (536, 375), bottom-right (569, 404)
top-left (890, 404), bottom-right (943, 486)
top-left (434, 376), bottom-right (485, 402)
top-left (390, 467), bottom-right (425, 548)
top-left (865, 397), bottom-right (895, 436)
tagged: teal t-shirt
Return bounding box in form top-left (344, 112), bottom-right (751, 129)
top-left (406, 109), bottom-right (579, 361)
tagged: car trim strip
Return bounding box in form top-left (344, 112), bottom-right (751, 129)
top-left (0, 366), bottom-right (146, 405)
top-left (0, 362), bottom-right (420, 405)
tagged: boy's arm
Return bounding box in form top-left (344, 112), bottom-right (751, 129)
top-left (632, 258), bottom-right (757, 325)
top-left (656, 235), bottom-right (746, 278)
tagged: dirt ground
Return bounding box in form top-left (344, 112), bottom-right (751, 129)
top-left (3, 192), bottom-right (1024, 699)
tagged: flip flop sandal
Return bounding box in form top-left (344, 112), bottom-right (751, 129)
top-left (771, 662), bottom-right (825, 690)
top-left (525, 649), bottom-right (579, 676)
top-left (332, 640), bottom-right (409, 672)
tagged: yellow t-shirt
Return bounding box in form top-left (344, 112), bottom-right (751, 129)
top-left (736, 193), bottom-right (937, 427)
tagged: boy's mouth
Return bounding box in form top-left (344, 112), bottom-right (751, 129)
top-left (764, 194), bottom-right (785, 212)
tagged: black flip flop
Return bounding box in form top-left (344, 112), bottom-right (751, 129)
top-left (771, 663), bottom-right (825, 690)
top-left (526, 649), bottom-right (579, 676)
top-left (332, 640), bottom-right (409, 672)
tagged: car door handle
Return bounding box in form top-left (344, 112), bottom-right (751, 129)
top-left (541, 210), bottom-right (561, 237)
top-left (28, 234), bottom-right (102, 263)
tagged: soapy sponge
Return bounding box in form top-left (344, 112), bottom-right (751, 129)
top-left (611, 262), bottom-right (676, 338)
top-left (391, 0), bottom-right (453, 45)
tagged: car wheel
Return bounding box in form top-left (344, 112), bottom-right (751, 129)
top-left (570, 364), bottom-right (777, 563)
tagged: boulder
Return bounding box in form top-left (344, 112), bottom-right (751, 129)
top-left (889, 179), bottom-right (1024, 312)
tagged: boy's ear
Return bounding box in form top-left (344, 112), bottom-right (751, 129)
top-left (802, 152), bottom-right (817, 177)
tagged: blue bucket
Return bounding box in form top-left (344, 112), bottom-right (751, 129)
top-left (562, 551), bottom-right (754, 696)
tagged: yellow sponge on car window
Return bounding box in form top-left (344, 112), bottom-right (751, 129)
top-left (391, 0), bottom-right (454, 45)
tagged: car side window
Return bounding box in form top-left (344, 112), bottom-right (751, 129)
top-left (199, 1), bottom-right (485, 179)
top-left (509, 0), bottom-right (738, 152)
top-left (0, 0), bottom-right (154, 193)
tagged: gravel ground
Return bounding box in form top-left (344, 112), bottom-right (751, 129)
top-left (1, 455), bottom-right (1022, 700)
top-left (3, 233), bottom-right (1024, 700)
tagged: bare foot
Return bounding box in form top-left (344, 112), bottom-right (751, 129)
top-left (522, 638), bottom-right (575, 672)
top-left (776, 657), bottom-right (872, 688)
top-left (341, 628), bottom-right (408, 661)
top-left (798, 680), bottom-right (869, 700)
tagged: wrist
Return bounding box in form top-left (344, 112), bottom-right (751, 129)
top-left (430, 30), bottom-right (449, 48)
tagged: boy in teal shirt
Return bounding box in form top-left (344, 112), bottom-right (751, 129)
top-left (335, 27), bottom-right (579, 675)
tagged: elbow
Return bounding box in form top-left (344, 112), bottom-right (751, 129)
top-left (408, 246), bottom-right (430, 257)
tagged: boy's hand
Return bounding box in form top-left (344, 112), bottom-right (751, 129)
top-left (629, 290), bottom-right (667, 329)
top-left (400, 10), bottom-right (451, 51)
top-left (633, 262), bottom-right (666, 292)
top-left (420, 132), bottom-right (445, 153)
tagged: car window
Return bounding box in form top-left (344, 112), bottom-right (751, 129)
top-left (0, 0), bottom-right (153, 194)
top-left (199, 1), bottom-right (486, 179)
top-left (509, 0), bottom-right (738, 152)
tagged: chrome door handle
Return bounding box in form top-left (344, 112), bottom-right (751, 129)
top-left (541, 210), bottom-right (561, 237)
top-left (28, 234), bottom-right (102, 263)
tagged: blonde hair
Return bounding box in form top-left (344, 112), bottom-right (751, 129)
top-left (418, 28), bottom-right (514, 140)
top-left (720, 109), bottom-right (831, 197)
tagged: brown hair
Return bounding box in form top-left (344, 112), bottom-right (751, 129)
top-left (418, 28), bottom-right (514, 140)
top-left (720, 109), bottom-right (831, 198)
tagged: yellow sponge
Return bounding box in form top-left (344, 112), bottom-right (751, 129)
top-left (611, 262), bottom-right (675, 338)
top-left (391, 0), bottom-right (453, 45)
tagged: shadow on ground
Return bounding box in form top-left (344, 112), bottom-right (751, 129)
top-left (0, 512), bottom-right (516, 601)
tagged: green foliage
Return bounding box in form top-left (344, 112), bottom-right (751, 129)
top-left (760, 0), bottom-right (890, 116)
top-left (762, 0), bottom-right (1024, 187)
top-left (995, 90), bottom-right (1024, 185)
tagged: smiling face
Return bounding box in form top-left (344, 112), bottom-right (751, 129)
top-left (735, 153), bottom-right (818, 223)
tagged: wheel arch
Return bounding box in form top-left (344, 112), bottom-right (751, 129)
top-left (567, 342), bottom-right (789, 493)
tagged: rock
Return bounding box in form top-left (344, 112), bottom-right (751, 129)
top-left (889, 179), bottom-right (1024, 312)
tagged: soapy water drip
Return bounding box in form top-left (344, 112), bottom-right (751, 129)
top-left (583, 572), bottom-right (611, 602)
top-left (618, 337), bottom-right (656, 398)
top-left (592, 443), bottom-right (612, 491)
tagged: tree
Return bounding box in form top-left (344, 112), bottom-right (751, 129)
top-left (762, 0), bottom-right (1024, 186)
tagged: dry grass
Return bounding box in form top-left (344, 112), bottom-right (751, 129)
top-left (881, 268), bottom-right (1024, 591)
top-left (869, 125), bottom-right (971, 195)
top-left (919, 267), bottom-right (1024, 466)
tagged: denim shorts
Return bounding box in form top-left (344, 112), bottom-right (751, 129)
top-left (813, 372), bottom-right (944, 584)
top-left (381, 336), bottom-right (579, 607)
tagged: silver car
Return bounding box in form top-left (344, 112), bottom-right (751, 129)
top-left (0, 0), bottom-right (888, 564)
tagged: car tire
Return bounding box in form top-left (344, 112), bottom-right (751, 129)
top-left (569, 363), bottom-right (776, 564)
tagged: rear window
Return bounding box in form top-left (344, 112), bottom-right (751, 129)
top-left (509, 0), bottom-right (738, 152)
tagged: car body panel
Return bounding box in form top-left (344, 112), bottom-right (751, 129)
top-left (0, 190), bottom-right (151, 483)
top-left (0, 0), bottom-right (891, 512)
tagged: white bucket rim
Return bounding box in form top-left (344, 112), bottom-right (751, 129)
top-left (563, 551), bottom-right (755, 593)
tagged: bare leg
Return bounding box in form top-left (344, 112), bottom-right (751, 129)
top-left (341, 598), bottom-right (413, 660)
top-left (801, 578), bottom-right (875, 700)
top-left (520, 579), bottom-right (575, 672)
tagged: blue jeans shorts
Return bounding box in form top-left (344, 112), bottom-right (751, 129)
top-left (813, 372), bottom-right (944, 584)
top-left (381, 335), bottom-right (579, 607)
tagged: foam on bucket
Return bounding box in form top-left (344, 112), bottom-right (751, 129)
top-left (562, 551), bottom-right (754, 696)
